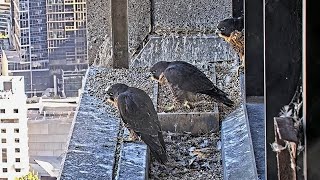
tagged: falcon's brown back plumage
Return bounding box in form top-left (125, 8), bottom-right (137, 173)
top-left (106, 84), bottom-right (167, 164)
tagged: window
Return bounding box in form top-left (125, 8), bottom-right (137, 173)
top-left (15, 138), bottom-right (20, 143)
top-left (1, 129), bottom-right (5, 133)
top-left (15, 148), bottom-right (20, 153)
top-left (15, 158), bottom-right (20, 162)
top-left (1, 119), bottom-right (19, 123)
top-left (15, 168), bottom-right (21, 172)
top-left (14, 128), bottom-right (19, 133)
top-left (0, 109), bottom-right (4, 113)
top-left (2, 168), bottom-right (7, 173)
top-left (2, 149), bottom-right (7, 163)
top-left (1, 139), bottom-right (6, 143)
top-left (14, 109), bottom-right (19, 113)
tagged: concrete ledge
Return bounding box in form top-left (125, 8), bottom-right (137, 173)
top-left (221, 74), bottom-right (258, 180)
top-left (116, 142), bottom-right (149, 180)
top-left (59, 69), bottom-right (120, 179)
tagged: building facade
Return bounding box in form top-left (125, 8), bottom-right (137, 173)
top-left (0, 76), bottom-right (29, 180)
top-left (0, 0), bottom-right (10, 35)
top-left (9, 0), bottom-right (87, 97)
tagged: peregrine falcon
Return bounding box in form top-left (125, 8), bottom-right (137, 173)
top-left (150, 61), bottom-right (234, 110)
top-left (105, 83), bottom-right (167, 164)
top-left (216, 16), bottom-right (244, 75)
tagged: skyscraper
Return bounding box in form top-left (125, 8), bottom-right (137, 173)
top-left (8, 0), bottom-right (87, 97)
top-left (0, 76), bottom-right (30, 180)
top-left (0, 0), bottom-right (10, 35)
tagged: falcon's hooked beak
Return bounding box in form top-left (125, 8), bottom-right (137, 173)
top-left (150, 73), bottom-right (166, 84)
top-left (215, 29), bottom-right (221, 35)
top-left (105, 86), bottom-right (115, 103)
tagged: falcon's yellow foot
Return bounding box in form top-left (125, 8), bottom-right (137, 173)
top-left (183, 101), bottom-right (194, 109)
top-left (164, 104), bottom-right (175, 112)
top-left (127, 130), bottom-right (140, 142)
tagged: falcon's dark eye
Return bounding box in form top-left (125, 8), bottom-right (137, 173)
top-left (220, 27), bottom-right (225, 31)
top-left (108, 92), bottom-right (114, 96)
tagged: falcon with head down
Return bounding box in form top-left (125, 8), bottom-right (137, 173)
top-left (216, 16), bottom-right (244, 75)
top-left (150, 61), bottom-right (234, 111)
top-left (105, 83), bottom-right (167, 164)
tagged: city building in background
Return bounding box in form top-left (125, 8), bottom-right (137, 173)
top-left (0, 0), bottom-right (10, 35)
top-left (9, 0), bottom-right (87, 97)
top-left (0, 0), bottom-right (12, 60)
top-left (0, 76), bottom-right (30, 180)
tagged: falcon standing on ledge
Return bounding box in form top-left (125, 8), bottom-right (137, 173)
top-left (216, 16), bottom-right (244, 75)
top-left (105, 83), bottom-right (167, 164)
top-left (150, 61), bottom-right (234, 111)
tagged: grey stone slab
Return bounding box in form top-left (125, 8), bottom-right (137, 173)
top-left (153, 0), bottom-right (232, 32)
top-left (247, 102), bottom-right (265, 180)
top-left (131, 35), bottom-right (238, 67)
top-left (116, 142), bottom-right (149, 180)
top-left (59, 70), bottom-right (120, 180)
top-left (221, 104), bottom-right (258, 180)
top-left (158, 112), bottom-right (219, 134)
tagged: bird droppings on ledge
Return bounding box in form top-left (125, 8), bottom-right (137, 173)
top-left (149, 131), bottom-right (222, 180)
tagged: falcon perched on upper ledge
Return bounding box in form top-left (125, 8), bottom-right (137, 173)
top-left (105, 83), bottom-right (167, 164)
top-left (149, 61), bottom-right (234, 111)
top-left (216, 16), bottom-right (244, 75)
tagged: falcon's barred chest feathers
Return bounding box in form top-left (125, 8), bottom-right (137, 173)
top-left (216, 16), bottom-right (245, 74)
top-left (150, 61), bottom-right (234, 111)
top-left (105, 83), bottom-right (167, 164)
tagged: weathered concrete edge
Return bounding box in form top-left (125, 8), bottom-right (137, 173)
top-left (221, 74), bottom-right (258, 180)
top-left (57, 68), bottom-right (90, 180)
top-left (240, 74), bottom-right (259, 180)
top-left (116, 142), bottom-right (149, 180)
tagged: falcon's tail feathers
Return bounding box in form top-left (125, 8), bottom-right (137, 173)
top-left (140, 134), bottom-right (168, 164)
top-left (200, 88), bottom-right (234, 107)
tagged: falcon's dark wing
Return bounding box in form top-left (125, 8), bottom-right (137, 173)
top-left (116, 89), bottom-right (167, 163)
top-left (164, 61), bottom-right (214, 93)
top-left (164, 61), bottom-right (234, 107)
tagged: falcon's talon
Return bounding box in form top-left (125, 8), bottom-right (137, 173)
top-left (127, 133), bottom-right (140, 142)
top-left (164, 104), bottom-right (175, 112)
top-left (183, 101), bottom-right (194, 109)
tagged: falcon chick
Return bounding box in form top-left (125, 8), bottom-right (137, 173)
top-left (216, 16), bottom-right (244, 75)
top-left (106, 83), bottom-right (167, 164)
top-left (150, 61), bottom-right (234, 111)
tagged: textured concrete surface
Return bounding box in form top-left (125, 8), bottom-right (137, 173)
top-left (131, 35), bottom-right (238, 67)
top-left (221, 105), bottom-right (258, 180)
top-left (88, 0), bottom-right (151, 66)
top-left (59, 70), bottom-right (120, 179)
top-left (247, 102), bottom-right (265, 180)
top-left (128, 0), bottom-right (151, 55)
top-left (153, 0), bottom-right (232, 32)
top-left (87, 0), bottom-right (111, 66)
top-left (116, 142), bottom-right (149, 180)
top-left (88, 0), bottom-right (233, 66)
